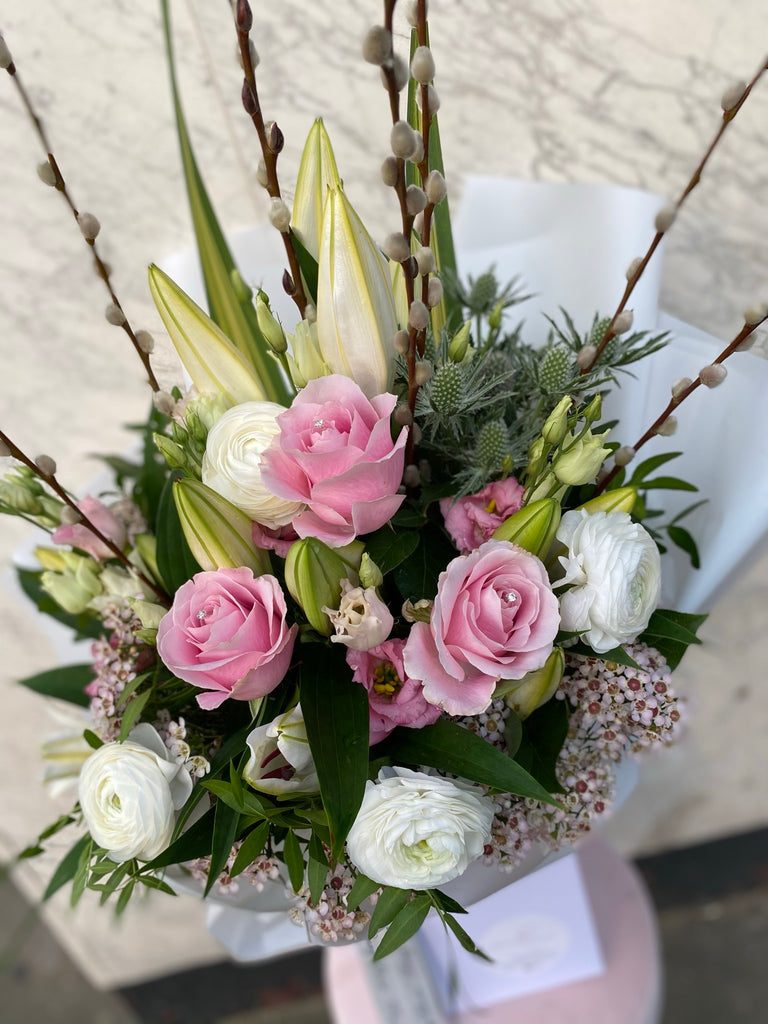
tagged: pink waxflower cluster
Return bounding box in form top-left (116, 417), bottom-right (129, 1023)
top-left (288, 861), bottom-right (375, 943)
top-left (87, 601), bottom-right (152, 740)
top-left (186, 843), bottom-right (281, 896)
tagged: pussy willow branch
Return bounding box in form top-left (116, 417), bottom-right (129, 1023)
top-left (584, 55), bottom-right (768, 373)
top-left (593, 313), bottom-right (768, 495)
top-left (233, 0), bottom-right (307, 317)
top-left (415, 0), bottom-right (435, 315)
top-left (0, 430), bottom-right (169, 603)
top-left (2, 54), bottom-right (160, 393)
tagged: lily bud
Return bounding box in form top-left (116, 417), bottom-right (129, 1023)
top-left (292, 119), bottom-right (342, 260)
top-left (578, 485), bottom-right (637, 516)
top-left (173, 478), bottom-right (270, 576)
top-left (285, 537), bottom-right (355, 635)
top-left (541, 396), bottom-right (572, 445)
top-left (496, 648), bottom-right (565, 720)
top-left (552, 429), bottom-right (611, 486)
top-left (255, 293), bottom-right (287, 353)
top-left (492, 498), bottom-right (562, 560)
top-left (316, 187), bottom-right (398, 398)
top-left (148, 265), bottom-right (267, 407)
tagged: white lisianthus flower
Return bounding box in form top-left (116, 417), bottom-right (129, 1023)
top-left (243, 704), bottom-right (319, 796)
top-left (78, 723), bottom-right (193, 862)
top-left (345, 768), bottom-right (494, 890)
top-left (555, 509), bottom-right (661, 653)
top-left (324, 578), bottom-right (394, 651)
top-left (202, 400), bottom-right (305, 528)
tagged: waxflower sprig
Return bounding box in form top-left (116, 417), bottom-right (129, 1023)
top-left (0, 34), bottom-right (160, 393)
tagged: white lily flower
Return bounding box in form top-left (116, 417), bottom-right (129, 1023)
top-left (292, 118), bottom-right (342, 260)
top-left (316, 187), bottom-right (398, 398)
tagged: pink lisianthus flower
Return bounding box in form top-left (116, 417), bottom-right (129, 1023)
top-left (156, 567), bottom-right (297, 710)
top-left (440, 477), bottom-right (525, 554)
top-left (403, 540), bottom-right (560, 716)
top-left (260, 375), bottom-right (407, 547)
top-left (347, 639), bottom-right (442, 745)
top-left (51, 495), bottom-right (127, 562)
top-left (251, 521), bottom-right (299, 559)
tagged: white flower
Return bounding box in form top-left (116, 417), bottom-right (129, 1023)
top-left (324, 578), bottom-right (394, 651)
top-left (556, 509), bottom-right (661, 654)
top-left (201, 400), bottom-right (305, 528)
top-left (345, 768), bottom-right (494, 890)
top-left (243, 704), bottom-right (319, 796)
top-left (78, 723), bottom-right (193, 862)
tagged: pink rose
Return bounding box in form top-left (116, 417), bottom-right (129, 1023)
top-left (440, 477), bottom-right (525, 554)
top-left (52, 495), bottom-right (127, 562)
top-left (260, 375), bottom-right (406, 547)
top-left (251, 521), bottom-right (298, 559)
top-left (156, 568), bottom-right (297, 710)
top-left (347, 639), bottom-right (442, 745)
top-left (403, 540), bottom-right (560, 716)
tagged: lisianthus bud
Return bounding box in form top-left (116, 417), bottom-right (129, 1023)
top-left (41, 553), bottom-right (103, 614)
top-left (496, 648), bottom-right (565, 719)
top-left (492, 497), bottom-right (562, 560)
top-left (541, 396), bottom-right (572, 445)
top-left (448, 321), bottom-right (471, 362)
top-left (552, 429), bottom-right (611, 486)
top-left (255, 293), bottom-right (287, 353)
top-left (324, 578), bottom-right (394, 650)
top-left (285, 536), bottom-right (363, 635)
top-left (173, 477), bottom-right (270, 576)
top-left (359, 553), bottom-right (384, 589)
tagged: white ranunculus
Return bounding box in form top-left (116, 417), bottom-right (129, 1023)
top-left (243, 704), bottom-right (319, 796)
top-left (201, 400), bottom-right (305, 528)
top-left (324, 578), bottom-right (394, 651)
top-left (556, 508), bottom-right (661, 654)
top-left (345, 768), bottom-right (494, 890)
top-left (78, 723), bottom-right (193, 862)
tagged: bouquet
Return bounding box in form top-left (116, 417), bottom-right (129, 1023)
top-left (1, 0), bottom-right (765, 963)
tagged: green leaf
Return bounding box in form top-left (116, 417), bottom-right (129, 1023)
top-left (442, 912), bottom-right (492, 961)
top-left (515, 698), bottom-right (569, 794)
top-left (629, 451), bottom-right (683, 483)
top-left (372, 897), bottom-right (431, 960)
top-left (202, 780), bottom-right (268, 817)
top-left (290, 232), bottom-right (319, 304)
top-left (300, 643), bottom-right (369, 862)
top-left (428, 889), bottom-right (468, 916)
top-left (43, 834), bottom-right (90, 902)
top-left (17, 663), bottom-right (93, 708)
top-left (231, 821), bottom-right (270, 879)
top-left (667, 525), bottom-right (700, 569)
top-left (160, 0), bottom-right (292, 406)
top-left (170, 724), bottom-right (251, 840)
top-left (17, 568), bottom-right (102, 642)
top-left (98, 862), bottom-right (130, 905)
top-left (368, 886), bottom-right (411, 939)
top-left (363, 527), bottom-right (420, 576)
top-left (377, 719), bottom-right (557, 805)
top-left (146, 807), bottom-right (216, 871)
top-left (638, 476), bottom-right (698, 492)
top-left (155, 473), bottom-right (202, 595)
top-left (118, 689), bottom-right (152, 741)
top-left (640, 608), bottom-right (707, 670)
top-left (283, 829), bottom-right (305, 894)
top-left (137, 874), bottom-right (177, 896)
top-left (205, 799), bottom-right (240, 896)
top-left (392, 527), bottom-right (456, 602)
top-left (347, 873), bottom-right (380, 912)
top-left (307, 832), bottom-right (329, 905)
top-left (115, 879), bottom-right (136, 916)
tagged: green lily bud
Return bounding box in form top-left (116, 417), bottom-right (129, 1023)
top-left (148, 265), bottom-right (267, 407)
top-left (541, 396), bottom-right (572, 446)
top-left (41, 555), bottom-right (102, 614)
top-left (448, 321), bottom-right (471, 362)
top-left (292, 118), bottom-right (342, 260)
top-left (495, 648), bottom-right (565, 719)
top-left (578, 485), bottom-right (637, 516)
top-left (284, 537), bottom-right (352, 635)
top-left (287, 319), bottom-right (330, 389)
top-left (492, 498), bottom-right (562, 559)
top-left (255, 293), bottom-right (287, 354)
top-left (173, 478), bottom-right (270, 576)
top-left (359, 552), bottom-right (384, 589)
top-left (552, 429), bottom-right (611, 486)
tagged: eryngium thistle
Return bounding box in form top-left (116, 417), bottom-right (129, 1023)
top-left (430, 362), bottom-right (464, 414)
top-left (537, 345), bottom-right (571, 392)
top-left (475, 419), bottom-right (509, 471)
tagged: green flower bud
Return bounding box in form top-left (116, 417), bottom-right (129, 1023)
top-left (173, 478), bottom-right (270, 576)
top-left (581, 394), bottom-right (602, 423)
top-left (130, 599), bottom-right (167, 632)
top-left (525, 436), bottom-right (548, 481)
top-left (153, 432), bottom-right (189, 471)
top-left (255, 293), bottom-right (288, 354)
top-left (288, 319), bottom-right (330, 388)
top-left (284, 537), bottom-right (352, 635)
top-left (488, 301), bottom-right (504, 331)
top-left (185, 393), bottom-right (229, 434)
top-left (448, 321), bottom-right (471, 362)
top-left (495, 648), bottom-right (565, 719)
top-left (541, 396), bottom-right (572, 446)
top-left (132, 534), bottom-right (161, 585)
top-left (492, 497), bottom-right (562, 559)
top-left (552, 429), bottom-right (611, 486)
top-left (41, 555), bottom-right (103, 614)
top-left (359, 552), bottom-right (384, 589)
top-left (0, 477), bottom-right (44, 516)
top-left (578, 486), bottom-right (637, 516)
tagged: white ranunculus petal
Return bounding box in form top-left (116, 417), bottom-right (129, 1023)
top-left (202, 401), bottom-right (305, 528)
top-left (556, 509), bottom-right (661, 654)
top-left (345, 767), bottom-right (494, 890)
